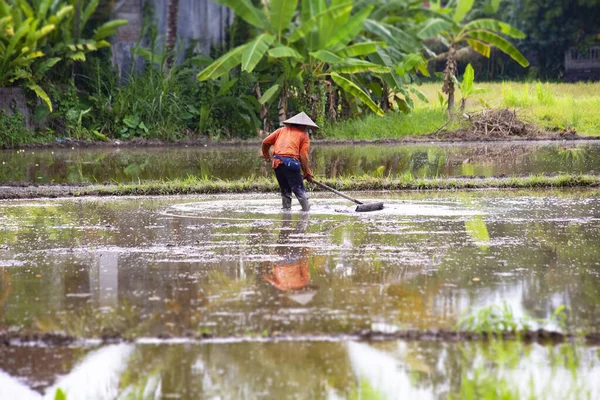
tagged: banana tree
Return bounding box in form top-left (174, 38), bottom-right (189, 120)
top-left (0, 0), bottom-right (65, 110)
top-left (47, 0), bottom-right (128, 63)
top-left (0, 0), bottom-right (126, 110)
top-left (342, 0), bottom-right (435, 113)
top-left (199, 0), bottom-right (387, 128)
top-left (418, 0), bottom-right (529, 110)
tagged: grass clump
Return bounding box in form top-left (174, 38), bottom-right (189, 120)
top-left (0, 111), bottom-right (51, 148)
top-left (321, 108), bottom-right (453, 139)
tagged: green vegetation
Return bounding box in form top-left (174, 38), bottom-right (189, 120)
top-left (0, 0), bottom-right (126, 110)
top-left (323, 80), bottom-right (600, 139)
top-left (0, 110), bottom-right (37, 147)
top-left (0, 1), bottom-right (598, 147)
top-left (322, 107), bottom-right (453, 139)
top-left (54, 388), bottom-right (66, 400)
top-left (417, 0), bottom-right (528, 110)
top-left (0, 0), bottom-right (535, 147)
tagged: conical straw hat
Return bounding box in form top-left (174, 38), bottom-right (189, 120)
top-left (282, 112), bottom-right (320, 128)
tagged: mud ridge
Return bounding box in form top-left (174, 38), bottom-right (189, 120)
top-left (1, 174), bottom-right (600, 200)
top-left (356, 329), bottom-right (600, 344)
top-left (1, 329), bottom-right (599, 347)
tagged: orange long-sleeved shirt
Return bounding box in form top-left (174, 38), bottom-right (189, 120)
top-left (261, 126), bottom-right (313, 178)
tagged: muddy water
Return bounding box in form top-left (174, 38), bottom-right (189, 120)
top-left (1, 190), bottom-right (600, 337)
top-left (0, 341), bottom-right (598, 399)
top-left (2, 190), bottom-right (600, 398)
top-left (2, 141), bottom-right (600, 184)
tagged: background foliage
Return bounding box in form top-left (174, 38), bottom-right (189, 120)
top-left (0, 0), bottom-right (596, 147)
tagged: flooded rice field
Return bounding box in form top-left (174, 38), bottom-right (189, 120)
top-left (2, 141), bottom-right (600, 184)
top-left (1, 190), bottom-right (600, 398)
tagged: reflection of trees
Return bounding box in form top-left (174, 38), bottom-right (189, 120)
top-left (3, 143), bottom-right (600, 184)
top-left (492, 220), bottom-right (600, 327)
top-left (0, 346), bottom-right (83, 393)
top-left (119, 342), bottom-right (356, 399)
top-left (2, 340), bottom-right (597, 399)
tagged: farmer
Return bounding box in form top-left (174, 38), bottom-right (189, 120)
top-left (261, 112), bottom-right (318, 211)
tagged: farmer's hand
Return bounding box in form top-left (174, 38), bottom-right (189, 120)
top-left (304, 174), bottom-right (314, 183)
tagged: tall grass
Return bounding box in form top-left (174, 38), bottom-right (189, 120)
top-left (321, 108), bottom-right (452, 139)
top-left (321, 81), bottom-right (600, 140)
top-left (412, 81), bottom-right (600, 136)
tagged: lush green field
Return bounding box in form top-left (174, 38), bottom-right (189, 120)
top-left (323, 81), bottom-right (600, 139)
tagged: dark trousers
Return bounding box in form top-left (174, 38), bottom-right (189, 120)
top-left (274, 164), bottom-right (308, 209)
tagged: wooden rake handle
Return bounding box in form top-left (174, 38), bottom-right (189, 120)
top-left (311, 180), bottom-right (363, 205)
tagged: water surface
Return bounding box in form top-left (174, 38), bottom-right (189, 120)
top-left (1, 190), bottom-right (600, 337)
top-left (2, 190), bottom-right (600, 399)
top-left (2, 141), bottom-right (600, 183)
top-left (1, 340), bottom-right (598, 399)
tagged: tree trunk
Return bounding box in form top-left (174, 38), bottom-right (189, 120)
top-left (340, 92), bottom-right (352, 118)
top-left (327, 80), bottom-right (337, 122)
top-left (442, 43), bottom-right (457, 111)
top-left (381, 84), bottom-right (389, 113)
top-left (72, 0), bottom-right (81, 78)
top-left (166, 0), bottom-right (180, 68)
top-left (254, 83), bottom-right (273, 134)
top-left (278, 82), bottom-right (288, 125)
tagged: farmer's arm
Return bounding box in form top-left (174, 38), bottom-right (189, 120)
top-left (261, 129), bottom-right (281, 160)
top-left (299, 137), bottom-right (313, 180)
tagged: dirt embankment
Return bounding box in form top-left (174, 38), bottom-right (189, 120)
top-left (1, 328), bottom-right (600, 347)
top-left (1, 174), bottom-right (599, 200)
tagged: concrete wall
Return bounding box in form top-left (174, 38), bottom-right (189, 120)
top-left (152, 0), bottom-right (233, 56)
top-left (112, 0), bottom-right (144, 80)
top-left (112, 0), bottom-right (233, 79)
top-left (0, 88), bottom-right (34, 129)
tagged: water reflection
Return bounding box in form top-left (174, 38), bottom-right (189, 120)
top-left (2, 142), bottom-right (600, 184)
top-left (1, 192), bottom-right (600, 337)
top-left (263, 213), bottom-right (315, 303)
top-left (0, 341), bottom-right (598, 399)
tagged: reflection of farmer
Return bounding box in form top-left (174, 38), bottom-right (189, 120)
top-left (263, 213), bottom-right (314, 302)
top-left (261, 112), bottom-right (319, 211)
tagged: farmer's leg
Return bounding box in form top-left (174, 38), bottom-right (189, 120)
top-left (274, 166), bottom-right (293, 209)
top-left (285, 168), bottom-right (310, 211)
